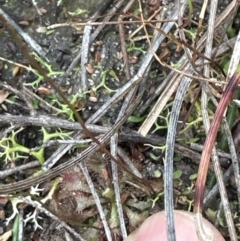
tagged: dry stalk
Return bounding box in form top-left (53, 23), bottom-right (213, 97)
top-left (109, 1), bottom-right (137, 237)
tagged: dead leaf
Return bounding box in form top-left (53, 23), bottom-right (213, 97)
top-left (36, 86), bottom-right (52, 95)
top-left (94, 51), bottom-right (101, 63)
top-left (128, 56), bottom-right (138, 64)
top-left (0, 230), bottom-right (12, 241)
top-left (0, 90), bottom-right (9, 104)
top-left (159, 48), bottom-right (170, 61)
top-left (74, 100), bottom-right (84, 110)
top-left (12, 66), bottom-right (21, 77)
top-left (38, 7), bottom-right (47, 14)
top-left (18, 20), bottom-right (30, 26)
top-left (89, 96), bottom-right (98, 102)
top-left (85, 63), bottom-right (94, 74)
top-left (96, 40), bottom-right (103, 46)
top-left (0, 210), bottom-right (5, 220)
top-left (102, 168), bottom-right (108, 181)
top-left (67, 86), bottom-right (73, 94)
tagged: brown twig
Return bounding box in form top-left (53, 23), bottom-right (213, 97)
top-left (194, 69), bottom-right (240, 213)
top-left (118, 14), bottom-right (131, 79)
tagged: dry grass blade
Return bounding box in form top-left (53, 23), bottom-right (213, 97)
top-left (225, 28), bottom-right (240, 211)
top-left (80, 161), bottom-right (112, 241)
top-left (81, 25), bottom-right (92, 92)
top-left (138, 1), bottom-right (188, 136)
top-left (109, 2), bottom-right (137, 236)
top-left (164, 77), bottom-right (192, 241)
top-left (196, 70), bottom-right (240, 241)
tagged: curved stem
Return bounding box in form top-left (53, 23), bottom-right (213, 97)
top-left (194, 69), bottom-right (240, 214)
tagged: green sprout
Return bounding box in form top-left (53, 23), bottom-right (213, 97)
top-left (152, 109), bottom-right (171, 133)
top-left (92, 69), bottom-right (118, 93)
top-left (25, 53), bottom-right (63, 88)
top-left (32, 127), bottom-right (72, 164)
top-left (180, 117), bottom-right (203, 135)
top-left (51, 93), bottom-right (80, 120)
top-left (127, 40), bottom-right (146, 54)
top-left (41, 127), bottom-right (72, 142)
top-left (170, 61), bottom-right (181, 68)
top-left (148, 152), bottom-right (162, 161)
top-left (68, 8), bottom-right (87, 16)
top-left (0, 128), bottom-right (35, 163)
top-left (12, 213), bottom-right (20, 241)
top-left (41, 177), bottom-right (62, 203)
top-left (0, 127), bottom-right (72, 164)
top-left (177, 178), bottom-right (196, 211)
top-left (173, 169), bottom-right (182, 179)
top-left (184, 28), bottom-right (197, 41)
top-left (174, 22), bottom-right (197, 41)
top-left (178, 195), bottom-right (194, 211)
top-left (149, 191), bottom-right (164, 208)
top-left (128, 115), bottom-right (146, 123)
top-left (145, 144), bottom-right (166, 153)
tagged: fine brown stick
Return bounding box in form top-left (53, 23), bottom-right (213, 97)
top-left (194, 69), bottom-right (240, 213)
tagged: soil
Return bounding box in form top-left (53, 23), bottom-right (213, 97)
top-left (0, 0), bottom-right (239, 241)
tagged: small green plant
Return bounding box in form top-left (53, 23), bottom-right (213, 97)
top-left (128, 115), bottom-right (146, 123)
top-left (0, 127), bottom-right (72, 164)
top-left (51, 93), bottom-right (80, 120)
top-left (92, 69), bottom-right (118, 93)
top-left (151, 109), bottom-right (171, 133)
top-left (146, 144), bottom-right (166, 153)
top-left (178, 195), bottom-right (194, 211)
top-left (68, 8), bottom-right (87, 16)
top-left (145, 110), bottom-right (171, 154)
top-left (149, 191), bottom-right (164, 208)
top-left (127, 40), bottom-right (146, 54)
top-left (0, 128), bottom-right (44, 163)
top-left (184, 28), bottom-right (197, 41)
top-left (25, 53), bottom-right (63, 88)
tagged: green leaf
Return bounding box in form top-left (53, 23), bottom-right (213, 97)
top-left (173, 169), bottom-right (182, 179)
top-left (13, 214), bottom-right (20, 241)
top-left (187, 137), bottom-right (199, 143)
top-left (46, 29), bottom-right (55, 35)
top-left (128, 115), bottom-right (145, 123)
top-left (109, 69), bottom-right (119, 82)
top-left (149, 152), bottom-right (160, 161)
top-left (68, 8), bottom-right (87, 16)
top-left (189, 173), bottom-right (197, 180)
top-left (154, 170), bottom-right (161, 178)
top-left (205, 208), bottom-right (217, 223)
